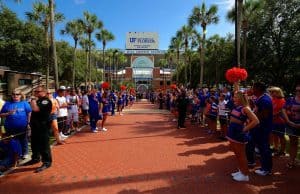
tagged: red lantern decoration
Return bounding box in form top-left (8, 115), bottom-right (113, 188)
top-left (120, 85), bottom-right (126, 91)
top-left (225, 67), bottom-right (248, 83)
top-left (101, 82), bottom-right (110, 89)
top-left (170, 84), bottom-right (177, 89)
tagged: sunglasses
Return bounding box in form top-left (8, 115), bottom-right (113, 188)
top-left (34, 90), bottom-right (42, 93)
top-left (12, 93), bottom-right (21, 96)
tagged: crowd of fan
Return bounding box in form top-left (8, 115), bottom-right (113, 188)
top-left (0, 86), bottom-right (136, 175)
top-left (151, 82), bottom-right (300, 182)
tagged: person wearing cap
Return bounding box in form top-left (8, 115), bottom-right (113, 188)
top-left (56, 86), bottom-right (68, 138)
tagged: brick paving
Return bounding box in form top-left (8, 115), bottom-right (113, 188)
top-left (0, 101), bottom-right (299, 194)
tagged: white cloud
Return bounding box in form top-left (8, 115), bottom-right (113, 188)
top-left (215, 0), bottom-right (235, 10)
top-left (74, 0), bottom-right (86, 5)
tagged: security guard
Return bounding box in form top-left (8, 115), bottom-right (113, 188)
top-left (25, 86), bottom-right (52, 173)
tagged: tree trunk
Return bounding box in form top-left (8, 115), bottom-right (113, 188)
top-left (242, 20), bottom-right (248, 67)
top-left (88, 33), bottom-right (92, 88)
top-left (85, 49), bottom-right (88, 89)
top-left (189, 56), bottom-right (191, 85)
top-left (236, 0), bottom-right (243, 67)
top-left (44, 28), bottom-right (49, 90)
top-left (176, 51), bottom-right (179, 83)
top-left (102, 47), bottom-right (105, 82)
top-left (72, 40), bottom-right (77, 88)
top-left (200, 25), bottom-right (206, 88)
top-left (184, 43), bottom-right (188, 86)
top-left (49, 0), bottom-right (59, 90)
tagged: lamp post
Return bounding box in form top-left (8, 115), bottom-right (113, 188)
top-left (112, 49), bottom-right (118, 90)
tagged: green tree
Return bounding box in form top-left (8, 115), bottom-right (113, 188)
top-left (78, 11), bottom-right (103, 88)
top-left (246, 0), bottom-right (300, 92)
top-left (188, 2), bottom-right (219, 87)
top-left (227, 0), bottom-right (263, 67)
top-left (176, 25), bottom-right (197, 85)
top-left (61, 19), bottom-right (84, 88)
top-left (95, 29), bottom-right (115, 82)
top-left (79, 38), bottom-right (95, 88)
top-left (0, 7), bottom-right (45, 72)
top-left (26, 1), bottom-right (64, 89)
top-left (169, 36), bottom-right (183, 83)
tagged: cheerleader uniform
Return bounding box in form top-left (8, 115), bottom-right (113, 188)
top-left (227, 106), bottom-right (248, 143)
top-left (285, 97), bottom-right (300, 136)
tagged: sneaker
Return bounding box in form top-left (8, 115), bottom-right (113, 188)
top-left (172, 118), bottom-right (177, 122)
top-left (255, 168), bottom-right (271, 176)
top-left (102, 128), bottom-right (107, 131)
top-left (92, 130), bottom-right (98, 133)
top-left (231, 170), bottom-right (241, 177)
top-left (233, 173), bottom-right (249, 182)
top-left (22, 154), bottom-right (30, 160)
top-left (60, 132), bottom-right (68, 138)
top-left (248, 162), bottom-right (256, 168)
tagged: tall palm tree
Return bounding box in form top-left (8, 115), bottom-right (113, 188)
top-left (95, 29), bottom-right (115, 82)
top-left (169, 36), bottom-right (183, 83)
top-left (227, 0), bottom-right (263, 67)
top-left (189, 2), bottom-right (219, 87)
top-left (79, 38), bottom-right (95, 89)
top-left (26, 1), bottom-right (64, 89)
top-left (177, 25), bottom-right (197, 85)
top-left (79, 11), bottom-right (103, 88)
top-left (61, 19), bottom-right (84, 88)
top-left (49, 0), bottom-right (59, 89)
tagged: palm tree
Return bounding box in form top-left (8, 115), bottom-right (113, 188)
top-left (61, 19), bottom-right (84, 88)
top-left (177, 25), bottom-right (197, 85)
top-left (227, 0), bottom-right (263, 67)
top-left (49, 0), bottom-right (59, 89)
top-left (26, 1), bottom-right (64, 89)
top-left (169, 36), bottom-right (183, 83)
top-left (95, 29), bottom-right (115, 82)
top-left (79, 38), bottom-right (95, 89)
top-left (79, 11), bottom-right (103, 88)
top-left (189, 2), bottom-right (219, 87)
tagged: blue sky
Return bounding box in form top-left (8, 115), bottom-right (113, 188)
top-left (5, 0), bottom-right (235, 50)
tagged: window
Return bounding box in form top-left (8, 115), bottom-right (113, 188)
top-left (18, 79), bottom-right (32, 86)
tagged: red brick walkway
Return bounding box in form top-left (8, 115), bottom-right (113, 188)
top-left (0, 101), bottom-right (299, 194)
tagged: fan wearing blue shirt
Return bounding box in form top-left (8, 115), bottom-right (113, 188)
top-left (0, 90), bottom-right (32, 159)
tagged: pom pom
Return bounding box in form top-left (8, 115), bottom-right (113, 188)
top-left (225, 67), bottom-right (248, 83)
top-left (101, 82), bottom-right (110, 89)
top-left (120, 85), bottom-right (126, 91)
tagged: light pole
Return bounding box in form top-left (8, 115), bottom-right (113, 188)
top-left (112, 49), bottom-right (118, 90)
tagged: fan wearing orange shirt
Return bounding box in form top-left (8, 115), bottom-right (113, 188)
top-left (268, 87), bottom-right (286, 156)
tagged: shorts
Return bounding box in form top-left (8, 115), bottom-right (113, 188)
top-left (205, 114), bottom-right (217, 121)
top-left (50, 114), bottom-right (57, 121)
top-left (272, 123), bottom-right (285, 137)
top-left (82, 109), bottom-right (88, 116)
top-left (286, 123), bottom-right (300, 137)
top-left (219, 115), bottom-right (228, 125)
top-left (227, 122), bottom-right (248, 143)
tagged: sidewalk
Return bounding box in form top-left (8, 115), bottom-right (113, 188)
top-left (0, 101), bottom-right (299, 194)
